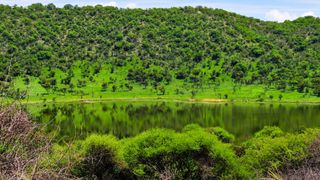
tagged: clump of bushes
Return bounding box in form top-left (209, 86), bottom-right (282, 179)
top-left (123, 124), bottom-right (243, 179)
top-left (240, 126), bottom-right (320, 178)
top-left (44, 125), bottom-right (320, 179)
top-left (51, 124), bottom-right (244, 179)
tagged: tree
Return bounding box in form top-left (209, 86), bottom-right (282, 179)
top-left (101, 82), bottom-right (108, 92)
top-left (191, 90), bottom-right (197, 99)
top-left (269, 95), bottom-right (273, 101)
top-left (112, 85), bottom-right (117, 92)
top-left (157, 85), bottom-right (165, 95)
top-left (279, 94), bottom-right (283, 101)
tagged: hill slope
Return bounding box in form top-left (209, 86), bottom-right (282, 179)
top-left (0, 4), bottom-right (320, 101)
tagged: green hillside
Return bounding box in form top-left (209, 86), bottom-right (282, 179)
top-left (0, 4), bottom-right (320, 102)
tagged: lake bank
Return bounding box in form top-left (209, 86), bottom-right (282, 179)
top-left (12, 95), bottom-right (320, 105)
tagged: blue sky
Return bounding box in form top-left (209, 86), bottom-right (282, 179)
top-left (2, 0), bottom-right (319, 22)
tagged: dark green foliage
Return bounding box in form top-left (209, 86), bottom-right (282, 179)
top-left (279, 94), bottom-right (283, 101)
top-left (0, 5), bottom-right (319, 95)
top-left (112, 85), bottom-right (117, 92)
top-left (101, 82), bottom-right (108, 91)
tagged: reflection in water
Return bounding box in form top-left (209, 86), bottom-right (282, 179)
top-left (26, 102), bottom-right (320, 142)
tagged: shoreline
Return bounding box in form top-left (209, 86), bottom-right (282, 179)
top-left (5, 96), bottom-right (320, 105)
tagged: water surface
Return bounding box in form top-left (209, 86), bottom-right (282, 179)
top-left (26, 101), bottom-right (320, 142)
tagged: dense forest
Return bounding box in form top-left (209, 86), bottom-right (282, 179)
top-left (0, 4), bottom-right (320, 99)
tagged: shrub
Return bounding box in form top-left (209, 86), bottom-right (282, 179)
top-left (41, 125), bottom-right (320, 179)
top-left (254, 126), bottom-right (284, 138)
top-left (72, 135), bottom-right (133, 179)
top-left (123, 126), bottom-right (244, 179)
top-left (207, 127), bottom-right (235, 143)
top-left (241, 128), bottom-right (320, 177)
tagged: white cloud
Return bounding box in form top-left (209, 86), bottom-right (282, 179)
top-left (101, 1), bottom-right (117, 7)
top-left (265, 9), bottom-right (318, 22)
top-left (125, 2), bottom-right (137, 9)
top-left (265, 9), bottom-right (296, 22)
top-left (302, 11), bottom-right (317, 17)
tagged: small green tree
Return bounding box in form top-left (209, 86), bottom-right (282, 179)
top-left (112, 85), bottom-right (117, 92)
top-left (101, 82), bottom-right (108, 92)
top-left (191, 90), bottom-right (197, 99)
top-left (279, 94), bottom-right (283, 101)
top-left (158, 85), bottom-right (165, 95)
top-left (269, 95), bottom-right (273, 101)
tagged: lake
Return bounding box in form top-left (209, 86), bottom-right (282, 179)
top-left (25, 101), bottom-right (320, 142)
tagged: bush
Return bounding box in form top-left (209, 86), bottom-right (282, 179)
top-left (241, 128), bottom-right (320, 177)
top-left (73, 135), bottom-right (133, 179)
top-left (42, 125), bottom-right (320, 179)
top-left (254, 126), bottom-right (284, 138)
top-left (123, 125), bottom-right (244, 179)
top-left (207, 127), bottom-right (235, 143)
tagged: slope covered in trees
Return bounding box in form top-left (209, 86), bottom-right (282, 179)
top-left (0, 4), bottom-right (319, 100)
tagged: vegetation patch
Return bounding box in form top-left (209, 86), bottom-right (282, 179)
top-left (45, 125), bottom-right (320, 179)
top-left (0, 5), bottom-right (319, 102)
top-left (2, 106), bottom-right (320, 179)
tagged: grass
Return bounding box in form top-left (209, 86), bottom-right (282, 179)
top-left (10, 81), bottom-right (320, 104)
top-left (6, 62), bottom-right (320, 104)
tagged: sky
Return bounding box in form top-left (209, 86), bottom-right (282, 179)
top-left (1, 0), bottom-right (319, 22)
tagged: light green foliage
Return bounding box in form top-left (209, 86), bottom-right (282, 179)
top-left (254, 126), bottom-right (285, 138)
top-left (123, 126), bottom-right (243, 179)
top-left (40, 125), bottom-right (320, 179)
top-left (207, 127), bottom-right (235, 143)
top-left (241, 127), bottom-right (320, 177)
top-left (73, 135), bottom-right (129, 178)
top-left (48, 125), bottom-right (244, 179)
top-left (43, 135), bottom-right (130, 179)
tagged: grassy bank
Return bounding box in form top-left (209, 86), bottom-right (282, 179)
top-left (3, 75), bottom-right (319, 104)
top-left (4, 82), bottom-right (320, 105)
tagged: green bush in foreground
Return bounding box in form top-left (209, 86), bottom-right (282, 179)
top-left (123, 124), bottom-right (243, 179)
top-left (44, 125), bottom-right (320, 179)
top-left (241, 127), bottom-right (320, 177)
top-left (73, 135), bottom-right (132, 179)
top-left (43, 135), bottom-right (132, 179)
